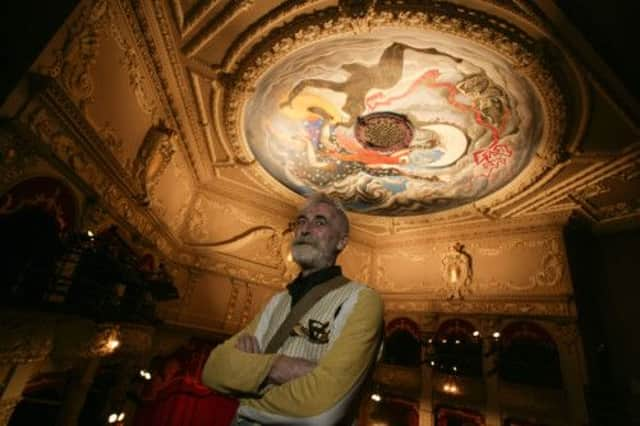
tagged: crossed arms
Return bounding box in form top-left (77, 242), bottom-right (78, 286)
top-left (201, 287), bottom-right (383, 421)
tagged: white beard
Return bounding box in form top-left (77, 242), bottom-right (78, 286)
top-left (291, 243), bottom-right (320, 268)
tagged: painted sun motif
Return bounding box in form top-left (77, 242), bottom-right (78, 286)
top-left (243, 29), bottom-right (544, 215)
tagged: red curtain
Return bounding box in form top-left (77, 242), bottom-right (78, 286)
top-left (134, 339), bottom-right (238, 426)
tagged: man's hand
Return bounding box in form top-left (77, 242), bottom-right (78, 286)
top-left (235, 334), bottom-right (261, 353)
top-left (267, 355), bottom-right (317, 385)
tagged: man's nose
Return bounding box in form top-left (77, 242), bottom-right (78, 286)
top-left (296, 222), bottom-right (311, 235)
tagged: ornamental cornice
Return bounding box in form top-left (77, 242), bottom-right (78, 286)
top-left (382, 295), bottom-right (574, 318)
top-left (118, 0), bottom-right (204, 181)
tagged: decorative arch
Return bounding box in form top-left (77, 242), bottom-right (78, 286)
top-left (430, 319), bottom-right (482, 377)
top-left (436, 405), bottom-right (485, 426)
top-left (435, 319), bottom-right (477, 340)
top-left (369, 397), bottom-right (419, 426)
top-left (0, 177), bottom-right (78, 304)
top-left (384, 317), bottom-right (422, 367)
top-left (0, 176), bottom-right (78, 233)
top-left (386, 317), bottom-right (421, 339)
top-left (498, 321), bottom-right (562, 388)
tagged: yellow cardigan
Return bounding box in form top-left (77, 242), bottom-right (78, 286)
top-left (202, 282), bottom-right (383, 424)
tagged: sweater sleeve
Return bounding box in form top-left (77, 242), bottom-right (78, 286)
top-left (240, 286), bottom-right (383, 421)
top-left (201, 304), bottom-right (279, 395)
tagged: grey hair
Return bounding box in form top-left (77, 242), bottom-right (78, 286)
top-left (302, 192), bottom-right (350, 237)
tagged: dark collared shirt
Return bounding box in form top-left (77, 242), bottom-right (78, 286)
top-left (287, 265), bottom-right (342, 307)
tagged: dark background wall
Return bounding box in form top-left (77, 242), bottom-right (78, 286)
top-left (0, 1), bottom-right (79, 103)
top-left (566, 225), bottom-right (640, 425)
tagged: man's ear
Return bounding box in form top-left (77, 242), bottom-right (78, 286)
top-left (337, 235), bottom-right (348, 252)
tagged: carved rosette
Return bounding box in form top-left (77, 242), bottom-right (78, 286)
top-left (440, 243), bottom-right (473, 300)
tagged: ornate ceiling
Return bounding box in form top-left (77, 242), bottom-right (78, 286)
top-left (2, 0), bottom-right (639, 329)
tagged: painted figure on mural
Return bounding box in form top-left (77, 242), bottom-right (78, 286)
top-left (202, 193), bottom-right (383, 425)
top-left (244, 33), bottom-right (542, 215)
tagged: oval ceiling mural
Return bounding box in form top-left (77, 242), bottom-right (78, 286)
top-left (243, 29), bottom-right (544, 215)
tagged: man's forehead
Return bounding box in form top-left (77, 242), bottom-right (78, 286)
top-left (298, 201), bottom-right (337, 218)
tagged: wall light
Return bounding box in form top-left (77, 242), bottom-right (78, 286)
top-left (106, 338), bottom-right (120, 351)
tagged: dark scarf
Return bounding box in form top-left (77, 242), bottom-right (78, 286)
top-left (287, 265), bottom-right (342, 307)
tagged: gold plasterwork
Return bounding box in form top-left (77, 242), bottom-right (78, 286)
top-left (2, 0), bottom-right (638, 353)
top-left (440, 243), bottom-right (473, 300)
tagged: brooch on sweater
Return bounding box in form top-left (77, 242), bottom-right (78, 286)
top-left (290, 319), bottom-right (330, 344)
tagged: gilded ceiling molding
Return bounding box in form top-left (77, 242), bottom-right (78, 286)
top-left (41, 0), bottom-right (109, 112)
top-left (185, 225), bottom-right (285, 270)
top-left (368, 213), bottom-right (567, 249)
top-left (183, 0), bottom-right (255, 57)
top-left (185, 225), bottom-right (278, 249)
top-left (180, 0), bottom-right (222, 37)
top-left (382, 297), bottom-right (573, 318)
top-left (169, 0), bottom-right (184, 30)
top-left (198, 256), bottom-right (287, 289)
top-left (106, 3), bottom-right (160, 121)
top-left (216, 3), bottom-right (570, 221)
top-left (218, 0), bottom-right (319, 74)
top-left (517, 146), bottom-right (640, 221)
top-left (18, 78), bottom-right (183, 263)
top-left (188, 71), bottom-right (235, 168)
top-left (119, 0), bottom-right (203, 182)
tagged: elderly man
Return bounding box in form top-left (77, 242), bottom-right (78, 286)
top-left (202, 193), bottom-right (383, 425)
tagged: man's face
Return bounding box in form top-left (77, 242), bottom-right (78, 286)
top-left (291, 202), bottom-right (347, 271)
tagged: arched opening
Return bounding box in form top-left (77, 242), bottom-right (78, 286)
top-left (435, 406), bottom-right (485, 426)
top-left (368, 398), bottom-right (419, 426)
top-left (0, 177), bottom-right (77, 305)
top-left (383, 317), bottom-right (421, 367)
top-left (498, 322), bottom-right (562, 388)
top-left (431, 319), bottom-right (482, 377)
